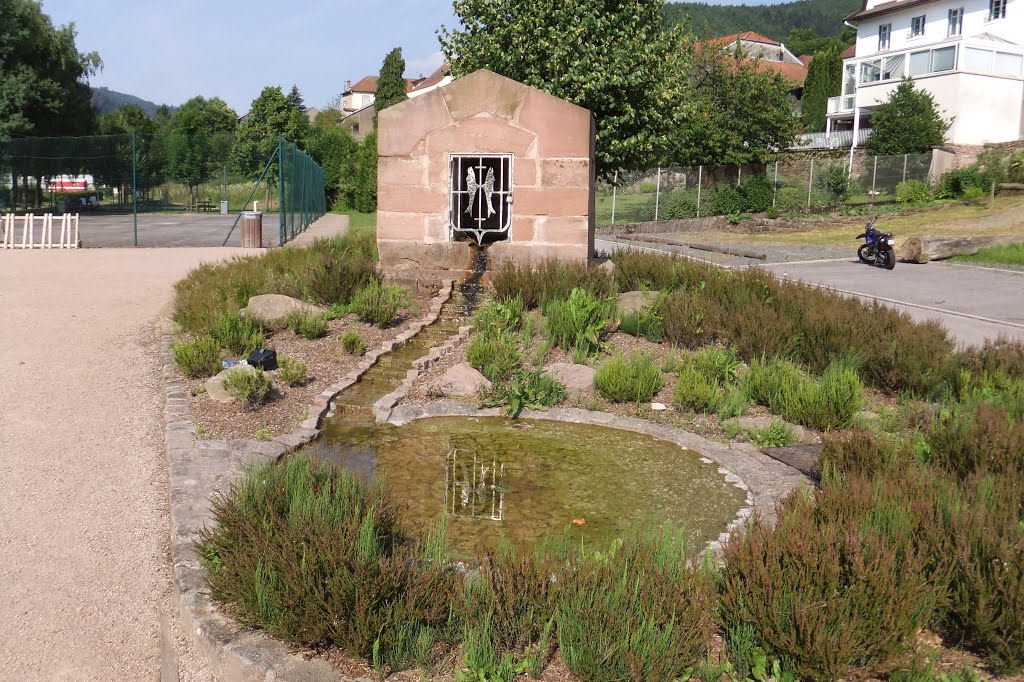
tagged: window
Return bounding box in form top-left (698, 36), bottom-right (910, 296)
top-left (911, 15), bottom-right (927, 37)
top-left (861, 59), bottom-right (882, 83)
top-left (963, 47), bottom-right (1023, 75)
top-left (948, 8), bottom-right (963, 36)
top-left (882, 54), bottom-right (905, 79)
top-left (994, 51), bottom-right (1023, 75)
top-left (932, 46), bottom-right (956, 72)
top-left (843, 63), bottom-right (857, 95)
top-left (878, 23), bottom-right (891, 50)
top-left (909, 50), bottom-right (931, 75)
top-left (989, 0), bottom-right (1007, 20)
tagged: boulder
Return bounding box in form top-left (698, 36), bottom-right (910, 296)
top-left (244, 294), bottom-right (323, 328)
top-left (616, 290), bottom-right (659, 316)
top-left (545, 362), bottom-right (596, 394)
top-left (433, 362), bottom-right (491, 398)
top-left (899, 235), bottom-right (1024, 264)
top-left (206, 364), bottom-right (257, 403)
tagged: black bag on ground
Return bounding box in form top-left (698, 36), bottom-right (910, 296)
top-left (247, 348), bottom-right (278, 370)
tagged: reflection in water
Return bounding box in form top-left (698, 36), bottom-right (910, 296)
top-left (446, 442), bottom-right (505, 521)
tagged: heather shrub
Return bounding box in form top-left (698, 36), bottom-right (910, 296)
top-left (595, 352), bottom-right (665, 403)
top-left (285, 309), bottom-right (327, 340)
top-left (720, 476), bottom-right (941, 681)
top-left (172, 334), bottom-right (221, 378)
top-left (491, 259), bottom-right (614, 309)
top-left (557, 531), bottom-right (716, 682)
top-left (542, 288), bottom-right (614, 363)
top-left (223, 367), bottom-right (273, 408)
top-left (467, 332), bottom-right (522, 383)
top-left (472, 297), bottom-right (524, 337)
top-left (673, 362), bottom-right (723, 414)
top-left (744, 357), bottom-right (863, 430)
top-left (618, 294), bottom-right (666, 342)
top-left (662, 292), bottom-right (719, 349)
top-left (896, 179), bottom-right (931, 203)
top-left (693, 345), bottom-right (742, 384)
top-left (926, 402), bottom-right (1024, 477)
top-left (199, 457), bottom-right (459, 669)
top-left (749, 419), bottom-right (795, 448)
top-left (210, 311), bottom-right (266, 355)
top-left (339, 330), bottom-right (366, 355)
top-left (350, 279), bottom-right (410, 327)
top-left (277, 355), bottom-right (308, 387)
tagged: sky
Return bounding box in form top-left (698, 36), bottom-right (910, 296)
top-left (42, 0), bottom-right (791, 115)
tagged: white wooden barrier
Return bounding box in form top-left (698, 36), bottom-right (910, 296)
top-left (1, 213), bottom-right (78, 249)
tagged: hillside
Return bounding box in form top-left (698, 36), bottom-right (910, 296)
top-left (664, 0), bottom-right (860, 40)
top-left (90, 87), bottom-right (174, 117)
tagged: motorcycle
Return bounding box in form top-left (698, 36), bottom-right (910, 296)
top-left (856, 215), bottom-right (896, 270)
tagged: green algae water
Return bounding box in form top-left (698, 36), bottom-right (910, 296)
top-left (313, 416), bottom-right (747, 558)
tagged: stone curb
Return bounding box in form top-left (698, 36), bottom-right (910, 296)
top-left (386, 402), bottom-right (809, 552)
top-left (160, 281), bottom-right (454, 682)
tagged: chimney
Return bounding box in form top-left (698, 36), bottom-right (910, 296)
top-left (345, 80), bottom-right (352, 91)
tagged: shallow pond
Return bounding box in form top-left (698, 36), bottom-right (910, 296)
top-left (312, 416), bottom-right (748, 558)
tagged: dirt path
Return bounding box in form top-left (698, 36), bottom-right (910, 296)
top-left (0, 248), bottom-right (251, 681)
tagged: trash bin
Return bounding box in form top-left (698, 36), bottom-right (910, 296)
top-left (240, 211), bottom-right (263, 248)
top-left (220, 200), bottom-right (228, 215)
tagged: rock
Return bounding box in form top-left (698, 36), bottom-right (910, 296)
top-left (616, 290), bottom-right (660, 316)
top-left (651, 402), bottom-right (667, 411)
top-left (595, 258), bottom-right (616, 277)
top-left (899, 235), bottom-right (1024, 264)
top-left (205, 364), bottom-right (257, 403)
top-left (432, 362), bottom-right (491, 398)
top-left (545, 362), bottom-right (596, 394)
top-left (244, 294), bottom-right (323, 328)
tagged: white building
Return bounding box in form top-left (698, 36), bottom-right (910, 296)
top-left (828, 0), bottom-right (1024, 145)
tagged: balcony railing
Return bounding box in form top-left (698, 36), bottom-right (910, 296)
top-left (828, 95), bottom-right (856, 115)
top-left (793, 128), bottom-right (874, 150)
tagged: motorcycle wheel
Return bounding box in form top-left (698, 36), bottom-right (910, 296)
top-left (857, 243), bottom-right (874, 264)
top-left (877, 246), bottom-right (896, 270)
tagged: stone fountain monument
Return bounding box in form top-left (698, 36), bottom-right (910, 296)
top-left (377, 69), bottom-right (595, 283)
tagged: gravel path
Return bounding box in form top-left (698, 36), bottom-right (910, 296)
top-left (0, 248), bottom-right (250, 681)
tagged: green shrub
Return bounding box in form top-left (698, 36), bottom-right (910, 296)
top-left (708, 182), bottom-right (746, 215)
top-left (618, 296), bottom-right (665, 343)
top-left (740, 174), bottom-right (775, 212)
top-left (693, 345), bottom-right (741, 384)
top-left (172, 335), bottom-right (221, 378)
top-left (935, 165), bottom-right (996, 200)
top-left (172, 238), bottom-right (375, 334)
top-left (720, 474), bottom-right (941, 681)
top-left (925, 402), bottom-right (1024, 478)
top-left (775, 186), bottom-right (808, 212)
top-left (749, 419), bottom-right (795, 448)
top-left (557, 531), bottom-right (716, 682)
top-left (483, 368), bottom-right (566, 418)
top-left (673, 363), bottom-right (723, 413)
top-left (542, 288), bottom-right (614, 363)
top-left (340, 330), bottom-right (367, 356)
top-left (595, 352), bottom-right (665, 403)
top-left (765, 205), bottom-right (780, 219)
top-left (285, 309), bottom-right (328, 340)
top-left (820, 162), bottom-right (851, 204)
top-left (895, 179), bottom-right (931, 203)
top-left (472, 297), bottom-right (524, 337)
top-left (211, 311), bottom-right (266, 355)
top-left (199, 457), bottom-right (459, 669)
top-left (961, 185), bottom-right (985, 203)
top-left (467, 332), bottom-right (522, 383)
top-left (491, 259), bottom-right (615, 310)
top-left (743, 357), bottom-right (863, 430)
top-left (662, 188), bottom-right (699, 219)
top-left (223, 367), bottom-right (273, 408)
top-left (277, 355), bottom-right (308, 387)
top-left (350, 279), bottom-right (410, 327)
top-left (662, 292), bottom-right (717, 349)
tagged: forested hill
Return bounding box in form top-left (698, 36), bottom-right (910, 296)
top-left (664, 0), bottom-right (860, 40)
top-left (90, 87), bottom-right (174, 117)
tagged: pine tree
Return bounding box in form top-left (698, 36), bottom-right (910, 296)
top-left (288, 85), bottom-right (305, 112)
top-left (866, 79), bottom-right (948, 155)
top-left (374, 48), bottom-right (408, 115)
top-left (801, 48), bottom-right (843, 133)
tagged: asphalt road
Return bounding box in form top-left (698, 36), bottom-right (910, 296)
top-left (74, 212), bottom-right (279, 248)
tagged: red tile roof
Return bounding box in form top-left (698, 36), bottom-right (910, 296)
top-left (751, 59), bottom-right (809, 85)
top-left (707, 31), bottom-right (781, 47)
top-left (410, 63), bottom-right (451, 92)
top-left (842, 44), bottom-right (857, 59)
top-left (345, 75), bottom-right (417, 95)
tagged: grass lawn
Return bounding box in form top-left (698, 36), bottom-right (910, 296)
top-left (331, 209), bottom-right (377, 229)
top-left (595, 192), bottom-right (656, 224)
top-left (952, 241), bottom-right (1024, 266)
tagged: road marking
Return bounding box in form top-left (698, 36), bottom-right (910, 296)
top-left (942, 261), bottom-right (1024, 276)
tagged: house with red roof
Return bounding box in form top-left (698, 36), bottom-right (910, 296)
top-left (703, 32), bottom-right (810, 92)
top-left (338, 64), bottom-right (453, 139)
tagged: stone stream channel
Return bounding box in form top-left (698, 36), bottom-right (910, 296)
top-left (299, 258), bottom-right (747, 559)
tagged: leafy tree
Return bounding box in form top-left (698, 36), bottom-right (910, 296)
top-left (374, 48), bottom-right (408, 115)
top-left (97, 104), bottom-right (167, 193)
top-left (670, 44), bottom-right (799, 165)
top-left (801, 48), bottom-right (843, 132)
top-left (866, 79), bottom-right (948, 155)
top-left (336, 131), bottom-right (377, 213)
top-left (0, 0), bottom-right (101, 140)
top-left (439, 0), bottom-right (687, 175)
top-left (785, 28), bottom-right (852, 57)
top-left (168, 96), bottom-right (237, 202)
top-left (663, 0), bottom-right (860, 42)
top-left (231, 86), bottom-right (306, 180)
top-left (305, 117), bottom-right (358, 206)
top-left (288, 85), bottom-right (305, 113)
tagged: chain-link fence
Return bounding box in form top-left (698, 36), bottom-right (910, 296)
top-left (1, 133), bottom-right (325, 247)
top-left (596, 153), bottom-right (935, 226)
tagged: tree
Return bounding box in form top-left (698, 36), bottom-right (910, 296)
top-left (168, 96), bottom-right (237, 202)
top-left (374, 48), bottom-right (408, 115)
top-left (97, 104), bottom-right (167, 194)
top-left (0, 0), bottom-right (101, 140)
top-left (305, 116), bottom-right (358, 206)
top-left (669, 44), bottom-right (799, 165)
top-left (231, 86), bottom-right (306, 180)
top-left (866, 79), bottom-right (948, 155)
top-left (288, 85), bottom-right (305, 113)
top-left (784, 28), bottom-right (852, 57)
top-left (439, 0), bottom-right (687, 175)
top-left (801, 48), bottom-right (843, 133)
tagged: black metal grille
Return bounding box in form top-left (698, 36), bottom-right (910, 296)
top-left (449, 154), bottom-right (512, 244)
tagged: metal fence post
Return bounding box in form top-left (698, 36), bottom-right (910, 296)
top-left (807, 158), bottom-right (815, 210)
top-left (131, 129), bottom-right (137, 247)
top-left (773, 160), bottom-right (779, 208)
top-left (611, 170), bottom-right (617, 224)
top-left (654, 167), bottom-right (661, 222)
top-left (278, 137), bottom-right (285, 246)
top-left (902, 154), bottom-right (908, 183)
top-left (872, 156), bottom-right (878, 196)
top-left (696, 165), bottom-right (703, 218)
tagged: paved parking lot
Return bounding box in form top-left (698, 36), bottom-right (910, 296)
top-left (74, 212), bottom-right (279, 248)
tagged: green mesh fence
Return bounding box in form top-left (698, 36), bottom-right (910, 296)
top-left (0, 133), bottom-right (324, 247)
